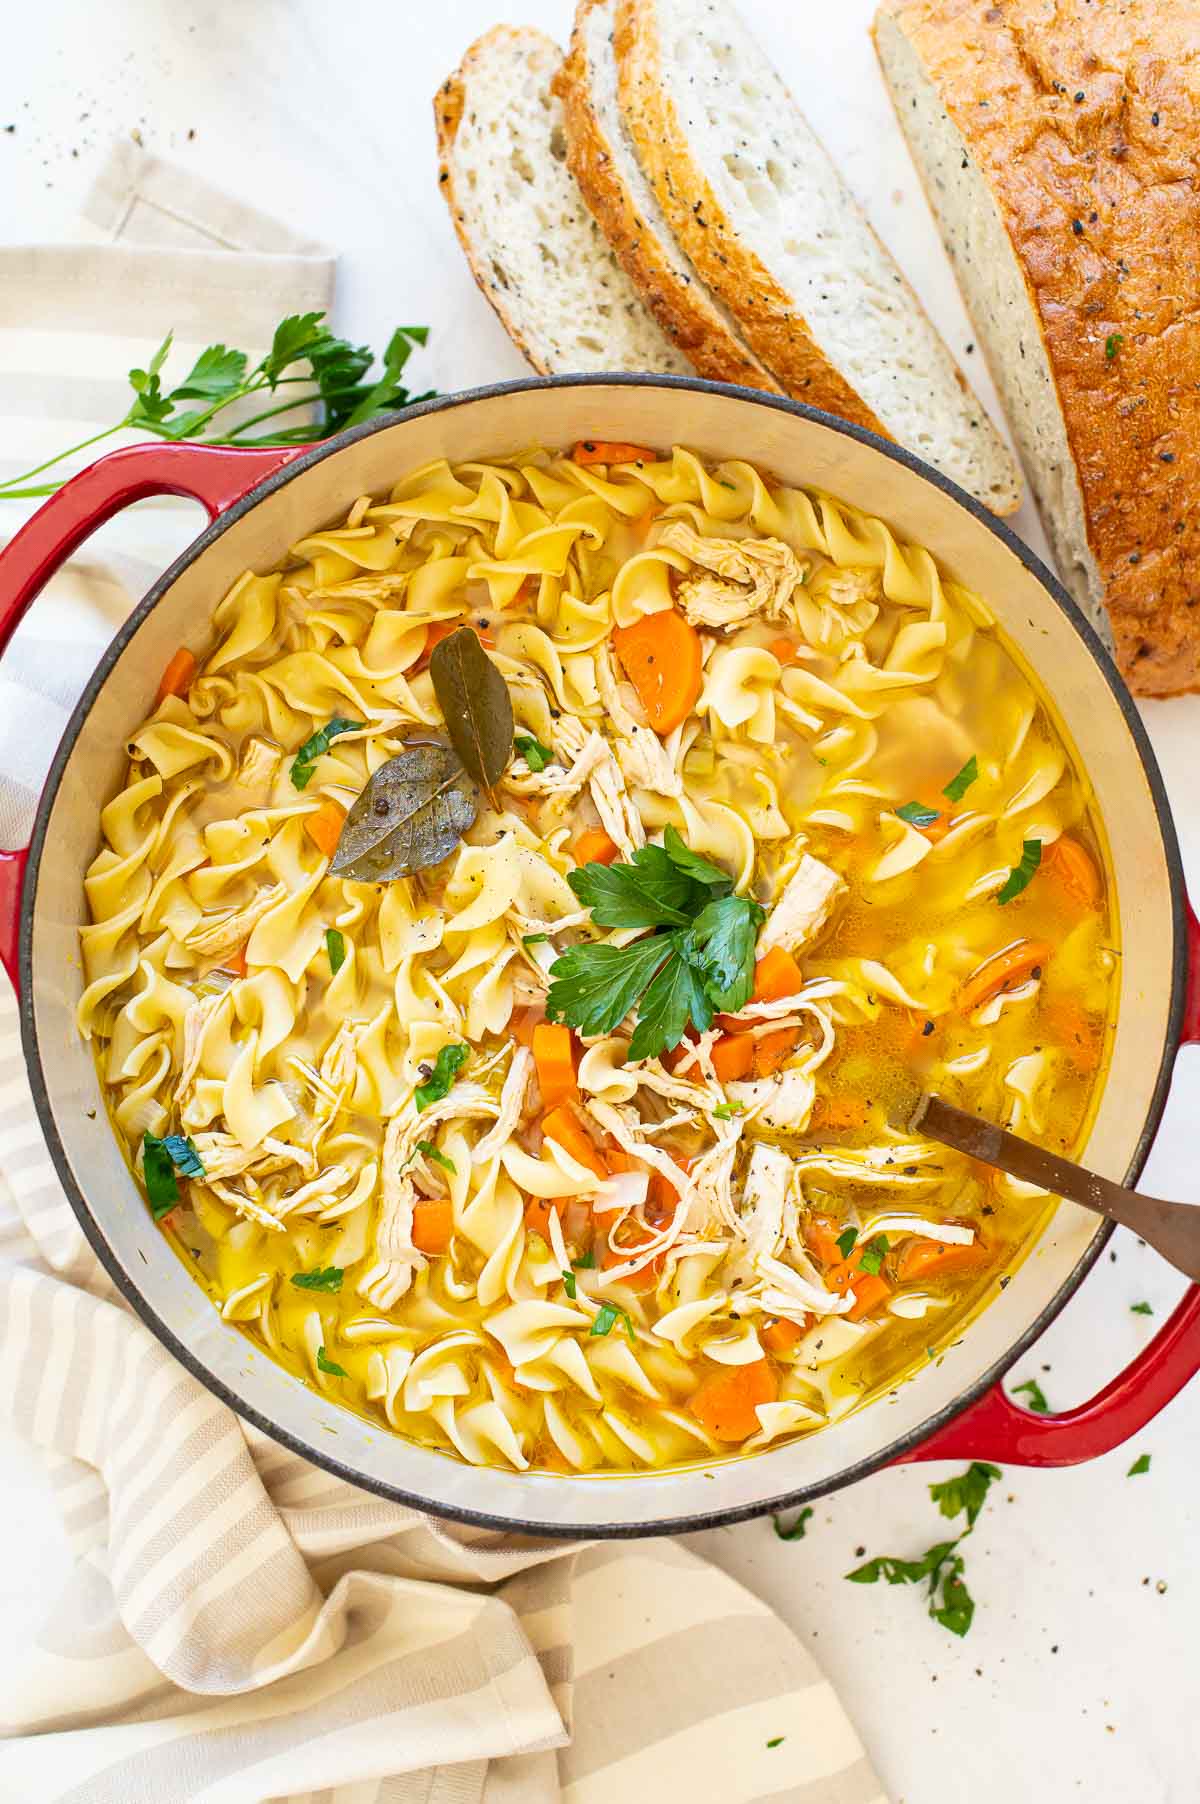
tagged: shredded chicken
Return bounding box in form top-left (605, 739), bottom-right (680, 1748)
top-left (727, 1067), bottom-right (817, 1134)
top-left (738, 1142), bottom-right (790, 1264)
top-left (658, 522), bottom-right (810, 632)
top-left (184, 881), bottom-right (287, 960)
top-left (473, 1047), bottom-right (533, 1163)
top-left (596, 647), bottom-right (682, 798)
top-left (758, 854), bottom-right (846, 956)
top-left (235, 734), bottom-right (282, 792)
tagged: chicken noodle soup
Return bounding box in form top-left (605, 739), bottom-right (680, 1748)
top-left (79, 444), bottom-right (1116, 1474)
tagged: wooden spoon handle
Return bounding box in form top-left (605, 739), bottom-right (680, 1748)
top-left (911, 1093), bottom-right (1200, 1284)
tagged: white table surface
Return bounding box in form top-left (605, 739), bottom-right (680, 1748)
top-left (2, 3), bottom-right (1198, 1801)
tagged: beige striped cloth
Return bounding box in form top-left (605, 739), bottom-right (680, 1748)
top-left (0, 144), bottom-right (886, 1804)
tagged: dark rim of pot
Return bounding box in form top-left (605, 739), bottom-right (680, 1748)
top-left (16, 373), bottom-right (1190, 1538)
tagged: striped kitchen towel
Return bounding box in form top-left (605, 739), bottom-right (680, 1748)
top-left (0, 144), bottom-right (886, 1804)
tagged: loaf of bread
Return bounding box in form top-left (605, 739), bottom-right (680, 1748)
top-left (875, 0), bottom-right (1200, 694)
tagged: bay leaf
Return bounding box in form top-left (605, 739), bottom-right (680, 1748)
top-left (329, 739), bottom-right (478, 882)
top-left (429, 625), bottom-right (514, 791)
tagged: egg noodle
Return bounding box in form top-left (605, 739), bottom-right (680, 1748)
top-left (78, 443), bottom-right (1116, 1474)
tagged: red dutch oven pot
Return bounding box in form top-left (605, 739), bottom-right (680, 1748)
top-left (1, 376), bottom-right (1198, 1538)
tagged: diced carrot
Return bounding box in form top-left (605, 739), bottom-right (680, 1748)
top-left (754, 1026), bottom-right (800, 1077)
top-left (414, 618), bottom-right (495, 672)
top-left (574, 827), bottom-right (620, 867)
top-left (411, 1199), bottom-right (454, 1255)
top-left (533, 1022), bottom-right (579, 1110)
top-left (1041, 995), bottom-right (1103, 1074)
top-left (542, 1104), bottom-right (607, 1177)
top-left (646, 1157), bottom-right (692, 1220)
top-left (810, 1093), bottom-right (869, 1132)
top-left (918, 811), bottom-right (953, 844)
top-left (508, 1004), bottom-right (545, 1048)
top-left (711, 1032), bottom-right (755, 1082)
top-left (226, 942), bottom-right (248, 978)
top-left (751, 945), bottom-right (805, 1004)
top-left (523, 1196), bottom-right (564, 1239)
top-left (572, 440), bottom-right (657, 467)
top-left (304, 801), bottom-right (347, 861)
top-left (958, 939), bottom-right (1052, 1015)
top-left (760, 1315), bottom-right (807, 1356)
top-left (804, 1215), bottom-right (845, 1269)
top-left (689, 1358), bottom-right (778, 1442)
top-left (611, 608), bottom-right (703, 735)
top-left (767, 635), bottom-right (803, 668)
top-left (156, 647), bottom-right (196, 705)
top-left (895, 1237), bottom-right (989, 1283)
top-left (1045, 836), bottom-right (1102, 912)
top-left (846, 1273), bottom-right (891, 1321)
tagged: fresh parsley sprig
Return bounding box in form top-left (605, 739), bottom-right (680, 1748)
top-left (0, 314), bottom-right (433, 501)
top-left (545, 826), bottom-right (764, 1063)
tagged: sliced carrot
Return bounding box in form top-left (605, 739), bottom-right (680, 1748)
top-left (532, 1022), bottom-right (579, 1110)
top-left (304, 801), bottom-right (347, 861)
top-left (523, 1196), bottom-right (564, 1239)
top-left (603, 1228), bottom-right (664, 1291)
top-left (572, 440), bottom-right (657, 467)
top-left (1045, 836), bottom-right (1102, 912)
top-left (767, 635), bottom-right (803, 668)
top-left (541, 1104), bottom-right (607, 1177)
top-left (918, 811), bottom-right (953, 844)
top-left (804, 1215), bottom-right (845, 1269)
top-left (760, 1315), bottom-right (807, 1356)
top-left (753, 1026), bottom-right (800, 1077)
top-left (411, 1199), bottom-right (454, 1255)
top-left (895, 1237), bottom-right (989, 1283)
top-left (646, 1156), bottom-right (692, 1220)
top-left (574, 827), bottom-right (620, 867)
top-left (611, 608), bottom-right (703, 735)
top-left (711, 1032), bottom-right (755, 1082)
top-left (156, 647), bottom-right (196, 705)
top-left (751, 945), bottom-right (805, 1005)
top-left (508, 1003), bottom-right (545, 1048)
top-left (810, 1093), bottom-right (869, 1132)
top-left (689, 1358), bottom-right (778, 1442)
top-left (958, 939), bottom-right (1052, 1015)
top-left (846, 1273), bottom-right (891, 1321)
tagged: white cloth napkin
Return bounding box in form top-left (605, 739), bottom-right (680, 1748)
top-left (0, 144), bottom-right (886, 1804)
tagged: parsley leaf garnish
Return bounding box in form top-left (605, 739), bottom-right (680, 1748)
top-left (846, 1462), bottom-right (1001, 1638)
top-left (291, 1266), bottom-right (344, 1293)
top-left (1131, 1301), bottom-right (1154, 1316)
top-left (590, 1302), bottom-right (637, 1341)
top-left (0, 315), bottom-right (434, 503)
top-left (895, 802), bottom-right (940, 828)
top-left (562, 1269), bottom-right (578, 1299)
top-left (514, 733), bottom-right (554, 772)
top-left (415, 1044), bottom-right (469, 1111)
top-left (943, 755), bottom-right (979, 803)
top-left (773, 1506), bottom-right (814, 1541)
top-left (547, 828), bottom-right (763, 1062)
top-left (325, 928), bottom-right (346, 975)
top-left (997, 838), bottom-right (1043, 905)
top-left (290, 716), bottom-right (362, 790)
top-left (1012, 1377), bottom-right (1049, 1413)
top-left (767, 1737), bottom-right (785, 1749)
top-left (836, 1226), bottom-right (859, 1259)
top-left (142, 1132), bottom-right (205, 1217)
top-left (573, 1251), bottom-right (597, 1270)
top-left (416, 1139), bottom-right (456, 1174)
top-left (1127, 1453), bottom-right (1151, 1476)
top-left (317, 1346), bottom-right (348, 1378)
top-left (713, 1100), bottom-right (743, 1119)
top-left (1105, 333), bottom-right (1124, 361)
top-left (858, 1235), bottom-right (889, 1276)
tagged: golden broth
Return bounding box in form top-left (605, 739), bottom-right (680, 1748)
top-left (81, 444), bottom-right (1117, 1476)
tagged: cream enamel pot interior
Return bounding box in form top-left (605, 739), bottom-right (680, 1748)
top-left (2, 375), bottom-right (1199, 1539)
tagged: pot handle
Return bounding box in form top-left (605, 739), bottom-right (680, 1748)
top-left (0, 441), bottom-right (311, 990)
top-left (901, 897), bottom-right (1200, 1468)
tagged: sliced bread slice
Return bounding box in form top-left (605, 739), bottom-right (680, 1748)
top-left (615, 0), bottom-right (1022, 514)
top-left (555, 0), bottom-right (778, 392)
top-left (435, 26), bottom-right (691, 377)
top-left (874, 0), bottom-right (1200, 689)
